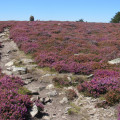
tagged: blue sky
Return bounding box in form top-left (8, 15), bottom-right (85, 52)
top-left (0, 0), bottom-right (120, 22)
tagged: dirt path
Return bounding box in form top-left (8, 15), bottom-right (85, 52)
top-left (0, 28), bottom-right (118, 120)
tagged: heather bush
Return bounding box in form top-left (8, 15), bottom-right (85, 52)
top-left (0, 76), bottom-right (32, 119)
top-left (66, 89), bottom-right (77, 100)
top-left (105, 90), bottom-right (120, 105)
top-left (8, 21), bottom-right (120, 75)
top-left (77, 70), bottom-right (120, 98)
top-left (52, 77), bottom-right (70, 87)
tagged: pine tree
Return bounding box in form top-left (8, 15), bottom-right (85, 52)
top-left (110, 12), bottom-right (120, 23)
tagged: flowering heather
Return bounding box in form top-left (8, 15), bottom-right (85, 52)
top-left (8, 21), bottom-right (120, 74)
top-left (0, 75), bottom-right (32, 120)
top-left (78, 70), bottom-right (120, 97)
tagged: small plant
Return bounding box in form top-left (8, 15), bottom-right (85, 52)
top-left (35, 100), bottom-right (44, 111)
top-left (105, 90), bottom-right (120, 105)
top-left (66, 89), bottom-right (77, 100)
top-left (68, 102), bottom-right (80, 115)
top-left (18, 87), bottom-right (31, 95)
top-left (30, 15), bottom-right (34, 21)
top-left (52, 77), bottom-right (70, 87)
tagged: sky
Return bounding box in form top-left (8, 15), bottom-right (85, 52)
top-left (0, 0), bottom-right (120, 23)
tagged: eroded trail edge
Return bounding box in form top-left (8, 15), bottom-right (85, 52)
top-left (0, 28), bottom-right (117, 120)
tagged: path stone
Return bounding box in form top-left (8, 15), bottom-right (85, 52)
top-left (5, 59), bottom-right (16, 67)
top-left (30, 103), bottom-right (38, 117)
top-left (46, 84), bottom-right (54, 90)
top-left (21, 58), bottom-right (34, 64)
top-left (12, 67), bottom-right (27, 75)
top-left (2, 70), bottom-right (12, 75)
top-left (60, 97), bottom-right (68, 104)
top-left (47, 90), bottom-right (57, 97)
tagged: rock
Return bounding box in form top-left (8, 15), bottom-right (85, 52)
top-left (42, 116), bottom-right (50, 120)
top-left (46, 84), bottom-right (54, 90)
top-left (42, 74), bottom-right (51, 78)
top-left (8, 49), bottom-right (17, 54)
top-left (87, 74), bottom-right (94, 78)
top-left (88, 109), bottom-right (96, 115)
top-left (6, 67), bottom-right (12, 71)
top-left (24, 79), bottom-right (34, 84)
top-left (60, 97), bottom-right (68, 104)
top-left (52, 113), bottom-right (56, 118)
top-left (21, 58), bottom-right (34, 64)
top-left (2, 70), bottom-right (12, 75)
top-left (12, 67), bottom-right (27, 75)
top-left (62, 116), bottom-right (67, 119)
top-left (30, 103), bottom-right (38, 117)
top-left (51, 74), bottom-right (56, 76)
top-left (40, 97), bottom-right (44, 103)
top-left (0, 33), bottom-right (5, 37)
top-left (47, 90), bottom-right (57, 97)
top-left (39, 86), bottom-right (45, 91)
top-left (27, 87), bottom-right (39, 95)
top-left (31, 96), bottom-right (39, 102)
top-left (108, 58), bottom-right (120, 64)
top-left (44, 97), bottom-right (51, 103)
top-left (64, 107), bottom-right (72, 114)
top-left (40, 97), bottom-right (52, 104)
top-left (29, 89), bottom-right (39, 95)
top-left (26, 64), bottom-right (37, 69)
top-left (67, 76), bottom-right (72, 82)
top-left (5, 59), bottom-right (16, 67)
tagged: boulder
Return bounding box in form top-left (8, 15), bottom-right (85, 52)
top-left (12, 67), bottom-right (27, 75)
top-left (46, 84), bottom-right (54, 90)
top-left (21, 58), bottom-right (34, 64)
top-left (47, 90), bottom-right (57, 97)
top-left (2, 70), bottom-right (12, 75)
top-left (30, 103), bottom-right (38, 117)
top-left (5, 59), bottom-right (16, 67)
top-left (60, 97), bottom-right (68, 104)
top-left (108, 58), bottom-right (120, 64)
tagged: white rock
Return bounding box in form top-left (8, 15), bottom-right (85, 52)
top-left (12, 67), bottom-right (27, 75)
top-left (21, 58), bottom-right (34, 64)
top-left (44, 97), bottom-right (51, 103)
top-left (47, 90), bottom-right (57, 97)
top-left (67, 76), bottom-right (71, 82)
top-left (60, 97), bottom-right (68, 104)
top-left (108, 58), bottom-right (120, 64)
top-left (46, 84), bottom-right (54, 90)
top-left (30, 103), bottom-right (38, 117)
top-left (5, 59), bottom-right (16, 67)
top-left (27, 87), bottom-right (39, 95)
top-left (42, 74), bottom-right (51, 78)
top-left (64, 107), bottom-right (72, 114)
top-left (42, 116), bottom-right (50, 120)
top-left (2, 70), bottom-right (12, 75)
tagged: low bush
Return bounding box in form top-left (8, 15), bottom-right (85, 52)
top-left (52, 77), bottom-right (70, 87)
top-left (66, 89), bottom-right (77, 100)
top-left (77, 70), bottom-right (120, 99)
top-left (0, 76), bottom-right (32, 119)
top-left (0, 75), bottom-right (44, 119)
top-left (105, 90), bottom-right (120, 105)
